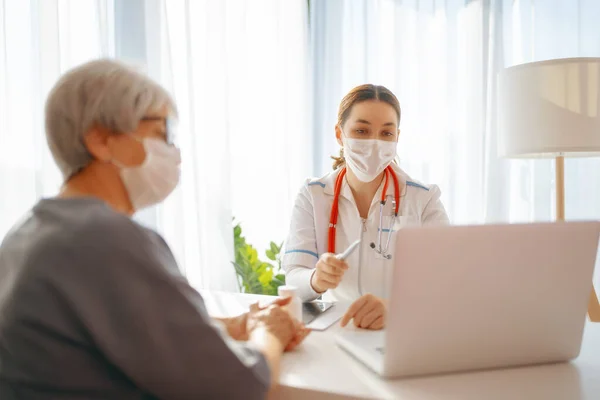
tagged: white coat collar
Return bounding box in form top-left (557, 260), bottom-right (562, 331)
top-left (319, 163), bottom-right (412, 202)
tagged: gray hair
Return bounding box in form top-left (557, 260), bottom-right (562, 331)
top-left (45, 58), bottom-right (177, 180)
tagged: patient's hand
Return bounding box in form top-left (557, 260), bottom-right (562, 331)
top-left (246, 298), bottom-right (311, 351)
top-left (218, 313), bottom-right (249, 341)
top-left (217, 296), bottom-right (297, 341)
top-left (340, 294), bottom-right (386, 330)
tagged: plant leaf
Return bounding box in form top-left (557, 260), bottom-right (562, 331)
top-left (274, 273), bottom-right (286, 284)
top-left (247, 247), bottom-right (259, 264)
top-left (258, 268), bottom-right (273, 286)
top-left (232, 220), bottom-right (287, 295)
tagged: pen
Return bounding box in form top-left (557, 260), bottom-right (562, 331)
top-left (336, 239), bottom-right (361, 260)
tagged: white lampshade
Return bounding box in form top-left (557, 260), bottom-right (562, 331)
top-left (498, 57), bottom-right (600, 158)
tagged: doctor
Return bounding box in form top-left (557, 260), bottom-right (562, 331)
top-left (282, 84), bottom-right (449, 330)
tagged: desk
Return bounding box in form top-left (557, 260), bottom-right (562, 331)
top-left (201, 291), bottom-right (600, 400)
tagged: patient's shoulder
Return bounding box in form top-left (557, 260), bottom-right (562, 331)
top-left (3, 198), bottom-right (159, 276)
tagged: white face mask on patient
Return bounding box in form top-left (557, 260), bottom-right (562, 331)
top-left (113, 138), bottom-right (181, 211)
top-left (342, 134), bottom-right (397, 183)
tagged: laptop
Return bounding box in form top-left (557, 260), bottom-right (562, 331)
top-left (335, 221), bottom-right (600, 378)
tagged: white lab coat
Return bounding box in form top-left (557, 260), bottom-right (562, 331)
top-left (282, 163), bottom-right (450, 302)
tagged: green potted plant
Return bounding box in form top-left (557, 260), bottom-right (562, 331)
top-left (232, 221), bottom-right (286, 295)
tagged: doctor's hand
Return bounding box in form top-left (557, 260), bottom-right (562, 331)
top-left (340, 294), bottom-right (386, 330)
top-left (310, 253), bottom-right (349, 293)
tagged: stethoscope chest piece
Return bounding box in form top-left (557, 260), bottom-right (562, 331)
top-left (370, 200), bottom-right (397, 260)
top-left (328, 166), bottom-right (401, 261)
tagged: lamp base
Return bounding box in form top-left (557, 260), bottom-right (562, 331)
top-left (589, 285), bottom-right (600, 322)
top-left (556, 156), bottom-right (600, 322)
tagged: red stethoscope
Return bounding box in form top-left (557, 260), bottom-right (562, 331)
top-left (327, 165), bottom-right (401, 260)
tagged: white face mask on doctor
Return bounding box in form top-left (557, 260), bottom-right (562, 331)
top-left (342, 134), bottom-right (398, 183)
top-left (113, 137), bottom-right (181, 211)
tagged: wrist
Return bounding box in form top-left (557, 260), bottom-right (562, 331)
top-left (220, 314), bottom-right (247, 340)
top-left (233, 313), bottom-right (248, 340)
top-left (310, 269), bottom-right (325, 294)
top-left (249, 326), bottom-right (285, 353)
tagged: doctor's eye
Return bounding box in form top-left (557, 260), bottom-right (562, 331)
top-left (355, 129), bottom-right (367, 135)
top-left (382, 131), bottom-right (395, 137)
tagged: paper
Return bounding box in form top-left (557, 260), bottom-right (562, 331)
top-left (302, 301), bottom-right (334, 324)
top-left (306, 302), bottom-right (349, 331)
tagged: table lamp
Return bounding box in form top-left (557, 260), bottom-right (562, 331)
top-left (498, 57), bottom-right (600, 322)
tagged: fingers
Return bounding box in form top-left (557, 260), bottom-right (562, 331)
top-left (248, 300), bottom-right (307, 350)
top-left (249, 302), bottom-right (260, 313)
top-left (353, 298), bottom-right (377, 328)
top-left (317, 271), bottom-right (342, 288)
top-left (250, 303), bottom-right (311, 351)
top-left (319, 261), bottom-right (346, 276)
top-left (266, 296), bottom-right (292, 308)
top-left (341, 295), bottom-right (369, 327)
top-left (266, 303), bottom-right (293, 319)
top-left (320, 254), bottom-right (349, 274)
top-left (369, 316), bottom-right (385, 330)
top-left (359, 308), bottom-right (381, 329)
top-left (277, 306), bottom-right (298, 329)
top-left (285, 327), bottom-right (311, 351)
top-left (341, 295), bottom-right (386, 329)
top-left (312, 253), bottom-right (350, 293)
top-left (312, 270), bottom-right (342, 292)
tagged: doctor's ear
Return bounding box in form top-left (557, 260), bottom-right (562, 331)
top-left (335, 124), bottom-right (343, 146)
top-left (396, 129), bottom-right (401, 141)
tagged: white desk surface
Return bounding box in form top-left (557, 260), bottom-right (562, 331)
top-left (201, 290), bottom-right (600, 400)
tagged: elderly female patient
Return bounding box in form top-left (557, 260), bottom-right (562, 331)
top-left (0, 59), bottom-right (308, 399)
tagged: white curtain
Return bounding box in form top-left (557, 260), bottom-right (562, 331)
top-left (310, 0), bottom-right (600, 225)
top-left (4, 0), bottom-right (598, 292)
top-left (154, 0), bottom-right (311, 290)
top-left (0, 0), bottom-right (114, 238)
top-left (0, 0), bottom-right (311, 292)
top-left (310, 0), bottom-right (600, 298)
